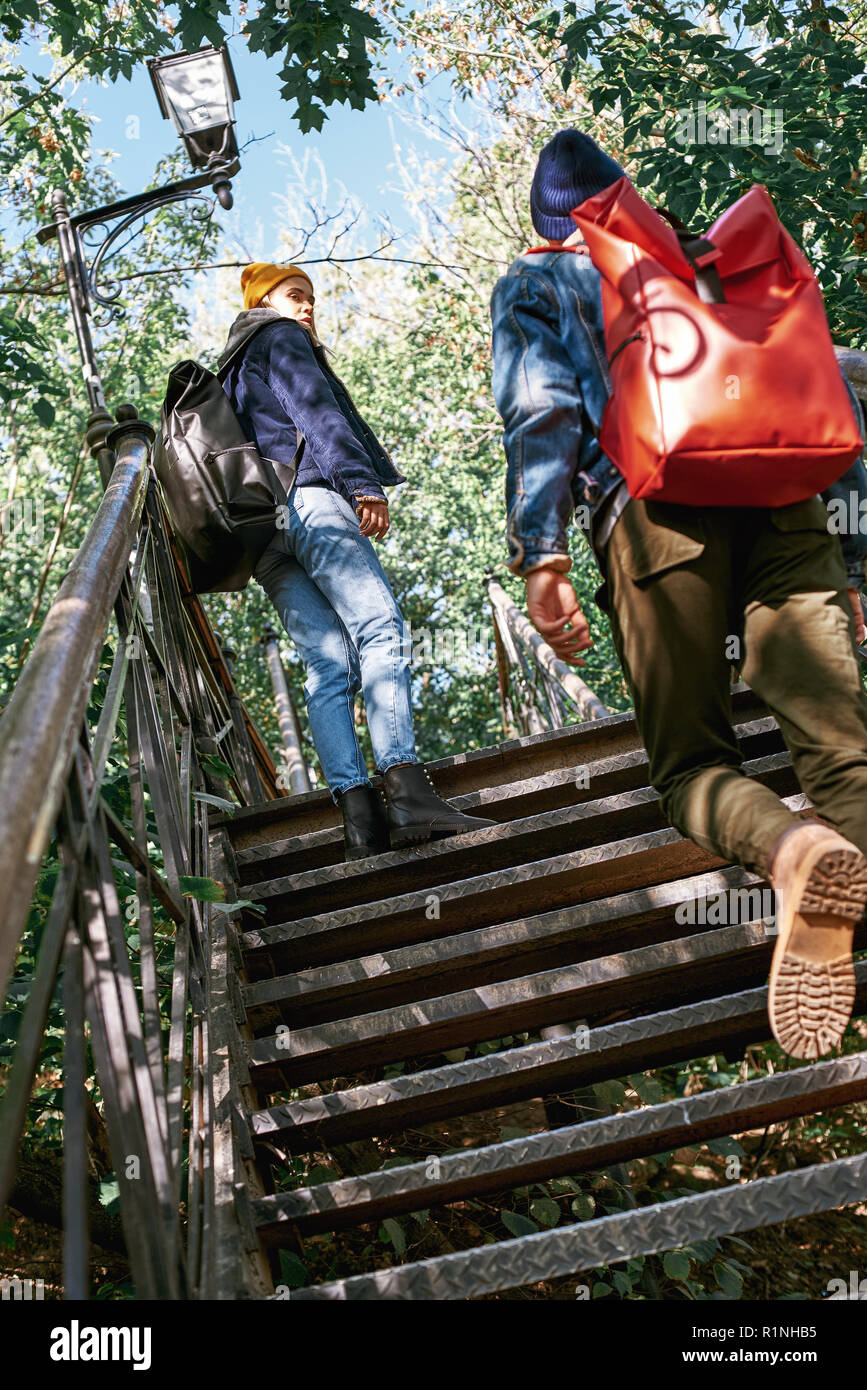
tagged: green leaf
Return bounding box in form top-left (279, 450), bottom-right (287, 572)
top-left (663, 1250), bottom-right (692, 1281)
top-left (593, 1079), bottom-right (627, 1108)
top-left (529, 1197), bottom-right (561, 1228)
top-left (306, 1165), bottom-right (339, 1185)
top-left (191, 791), bottom-right (236, 813)
top-left (34, 397), bottom-right (55, 426)
top-left (380, 1217), bottom-right (406, 1255)
top-left (705, 1136), bottom-right (746, 1158)
top-left (178, 875), bottom-right (226, 902)
top-left (682, 1238), bottom-right (719, 1263)
top-left (714, 1261), bottom-right (744, 1298)
top-left (499, 1125), bottom-right (533, 1141)
top-left (501, 1210), bottom-right (539, 1238)
top-left (98, 1178), bottom-right (120, 1215)
top-left (628, 1073), bottom-right (664, 1104)
top-left (277, 1250), bottom-right (308, 1288)
top-left (571, 1193), bottom-right (596, 1221)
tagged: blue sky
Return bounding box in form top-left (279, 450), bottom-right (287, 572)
top-left (62, 32), bottom-right (458, 254)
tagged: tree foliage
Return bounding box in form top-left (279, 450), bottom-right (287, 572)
top-left (533, 0), bottom-right (867, 342)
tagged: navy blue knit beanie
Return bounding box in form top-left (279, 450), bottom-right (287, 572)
top-left (530, 130), bottom-right (626, 240)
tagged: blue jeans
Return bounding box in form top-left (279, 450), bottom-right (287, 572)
top-left (253, 484), bottom-right (418, 799)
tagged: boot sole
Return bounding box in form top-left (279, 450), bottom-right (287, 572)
top-left (390, 821), bottom-right (494, 849)
top-left (768, 846), bottom-right (867, 1060)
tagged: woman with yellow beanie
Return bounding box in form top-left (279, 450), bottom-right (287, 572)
top-left (217, 263), bottom-right (494, 860)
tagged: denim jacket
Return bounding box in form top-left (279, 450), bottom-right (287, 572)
top-left (219, 310), bottom-right (404, 508)
top-left (490, 246), bottom-right (867, 586)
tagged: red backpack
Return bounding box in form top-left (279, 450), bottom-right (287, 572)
top-left (564, 176), bottom-right (862, 506)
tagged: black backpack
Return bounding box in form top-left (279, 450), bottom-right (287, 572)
top-left (152, 326), bottom-right (301, 593)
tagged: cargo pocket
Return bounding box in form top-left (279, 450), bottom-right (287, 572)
top-left (614, 498), bottom-right (707, 584)
top-left (768, 495), bottom-right (829, 533)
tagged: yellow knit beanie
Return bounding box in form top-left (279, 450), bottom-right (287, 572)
top-left (241, 262), bottom-right (314, 311)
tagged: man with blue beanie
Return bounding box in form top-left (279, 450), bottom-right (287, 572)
top-left (490, 128), bottom-right (867, 1061)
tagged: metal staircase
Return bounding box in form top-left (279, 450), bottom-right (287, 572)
top-left (209, 688), bottom-right (867, 1299)
top-left (2, 353), bottom-right (867, 1299)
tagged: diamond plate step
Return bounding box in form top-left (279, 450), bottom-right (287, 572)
top-left (253, 1051), bottom-right (867, 1241)
top-left (284, 1149), bottom-right (867, 1300)
top-left (243, 864), bottom-right (774, 1030)
top-left (234, 716), bottom-right (785, 880)
top-left (247, 908), bottom-right (861, 1089)
top-left (248, 964), bottom-right (867, 1150)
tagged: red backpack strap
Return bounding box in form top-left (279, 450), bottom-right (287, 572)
top-left (524, 243), bottom-right (589, 256)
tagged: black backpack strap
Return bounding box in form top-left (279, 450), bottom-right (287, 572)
top-left (657, 205), bottom-right (726, 305)
top-left (675, 229), bottom-right (726, 304)
top-left (217, 319), bottom-right (305, 492)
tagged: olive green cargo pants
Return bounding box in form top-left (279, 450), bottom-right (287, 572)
top-left (600, 494), bottom-right (867, 876)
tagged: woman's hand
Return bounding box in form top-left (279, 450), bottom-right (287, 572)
top-left (356, 498), bottom-right (390, 540)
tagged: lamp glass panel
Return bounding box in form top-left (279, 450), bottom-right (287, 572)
top-left (157, 51), bottom-right (232, 135)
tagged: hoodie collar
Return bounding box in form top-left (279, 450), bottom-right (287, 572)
top-left (217, 306), bottom-right (283, 370)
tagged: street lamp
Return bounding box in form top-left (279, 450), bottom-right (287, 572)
top-left (148, 47), bottom-right (240, 210)
top-left (36, 44), bottom-right (242, 436)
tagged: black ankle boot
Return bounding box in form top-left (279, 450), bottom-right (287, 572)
top-left (338, 784), bottom-right (390, 862)
top-left (382, 762), bottom-right (496, 849)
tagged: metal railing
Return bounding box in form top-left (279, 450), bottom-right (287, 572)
top-left (0, 405), bottom-right (281, 1298)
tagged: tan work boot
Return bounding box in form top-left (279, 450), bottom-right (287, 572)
top-left (767, 822), bottom-right (867, 1059)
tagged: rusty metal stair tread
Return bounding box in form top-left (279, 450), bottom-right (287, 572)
top-left (245, 914), bottom-right (844, 1088)
top-left (217, 684), bottom-right (768, 841)
top-left (248, 965), bottom-right (867, 1149)
top-left (252, 1050), bottom-right (867, 1241)
top-left (282, 1148), bottom-right (867, 1300)
top-left (243, 864), bottom-right (774, 1028)
top-left (239, 755), bottom-right (800, 928)
top-left (234, 716), bottom-right (786, 876)
top-left (240, 803), bottom-right (810, 973)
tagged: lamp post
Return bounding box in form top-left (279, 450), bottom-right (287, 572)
top-left (36, 45), bottom-right (241, 475)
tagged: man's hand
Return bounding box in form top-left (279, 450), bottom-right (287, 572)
top-left (525, 568), bottom-right (593, 666)
top-left (848, 587), bottom-right (866, 645)
top-left (356, 499), bottom-right (390, 540)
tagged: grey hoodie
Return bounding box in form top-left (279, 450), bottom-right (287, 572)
top-left (217, 306), bottom-right (284, 372)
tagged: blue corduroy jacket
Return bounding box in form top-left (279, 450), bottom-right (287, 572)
top-left (219, 309), bottom-right (404, 508)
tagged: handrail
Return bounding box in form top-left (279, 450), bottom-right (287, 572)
top-left (0, 410), bottom-right (149, 1002)
top-left (0, 406), bottom-right (279, 1299)
top-left (835, 345), bottom-right (867, 403)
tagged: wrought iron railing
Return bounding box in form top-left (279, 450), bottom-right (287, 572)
top-left (0, 405), bottom-right (281, 1298)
